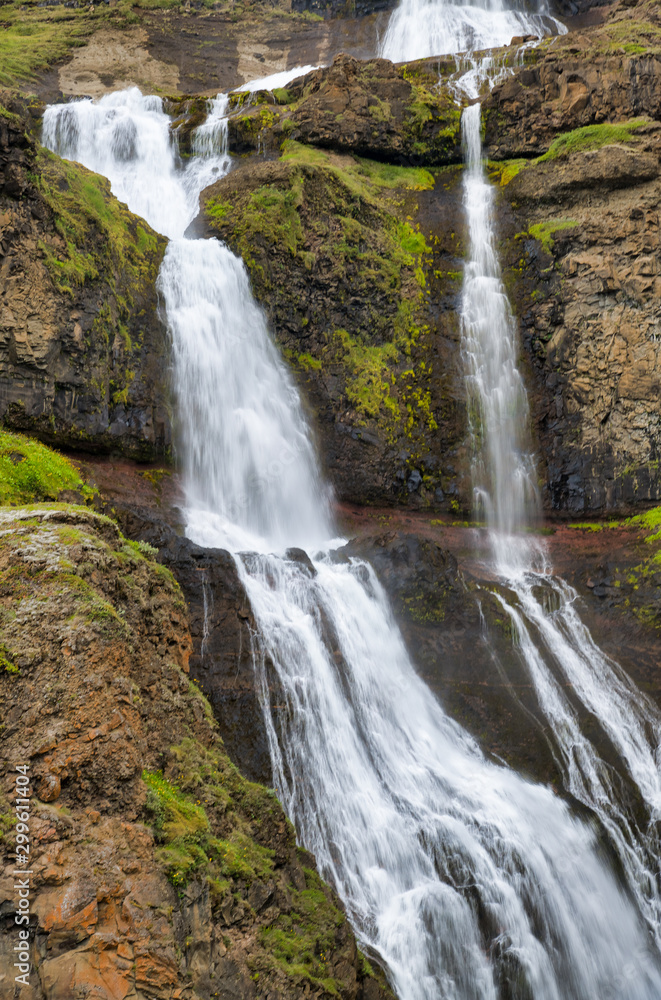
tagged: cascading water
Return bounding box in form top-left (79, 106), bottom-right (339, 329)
top-left (432, 6), bottom-right (661, 942)
top-left (379, 0), bottom-right (561, 64)
top-left (43, 55), bottom-right (661, 1000)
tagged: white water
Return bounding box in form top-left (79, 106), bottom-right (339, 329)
top-left (234, 64), bottom-right (319, 93)
top-left (380, 0), bottom-right (561, 64)
top-left (42, 55), bottom-right (661, 1000)
top-left (454, 29), bottom-right (661, 943)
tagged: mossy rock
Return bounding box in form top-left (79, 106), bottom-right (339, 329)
top-left (199, 140), bottom-right (469, 510)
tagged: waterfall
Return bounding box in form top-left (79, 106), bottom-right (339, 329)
top-left (454, 59), bottom-right (661, 940)
top-left (379, 0), bottom-right (562, 64)
top-left (42, 58), bottom-right (661, 1000)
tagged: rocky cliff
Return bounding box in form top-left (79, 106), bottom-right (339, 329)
top-left (0, 94), bottom-right (171, 461)
top-left (0, 497), bottom-right (391, 1000)
top-left (481, 0), bottom-right (661, 512)
top-left (188, 0), bottom-right (661, 515)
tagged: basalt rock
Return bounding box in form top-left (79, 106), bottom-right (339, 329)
top-left (0, 93), bottom-right (171, 461)
top-left (112, 504), bottom-right (273, 786)
top-left (483, 0), bottom-right (661, 159)
top-left (224, 54), bottom-right (463, 165)
top-left (340, 530), bottom-right (561, 784)
top-left (497, 124), bottom-right (661, 514)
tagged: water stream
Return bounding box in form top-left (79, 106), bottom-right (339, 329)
top-left (42, 24), bottom-right (661, 997)
top-left (454, 55), bottom-right (661, 942)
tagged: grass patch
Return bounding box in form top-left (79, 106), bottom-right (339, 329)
top-left (281, 140), bottom-right (435, 196)
top-left (536, 120), bottom-right (648, 162)
top-left (0, 11), bottom-right (92, 88)
top-left (0, 429), bottom-right (90, 504)
top-left (488, 158), bottom-right (527, 186)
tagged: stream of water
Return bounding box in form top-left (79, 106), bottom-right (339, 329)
top-left (42, 15), bottom-right (661, 995)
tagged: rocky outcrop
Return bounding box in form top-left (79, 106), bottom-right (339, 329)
top-left (224, 55), bottom-right (463, 165)
top-left (497, 122), bottom-right (661, 513)
top-left (0, 504), bottom-right (391, 1000)
top-left (483, 0), bottom-right (661, 158)
top-left (196, 140), bottom-right (470, 510)
top-left (0, 95), bottom-right (171, 461)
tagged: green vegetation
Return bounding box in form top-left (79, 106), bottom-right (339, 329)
top-left (603, 19), bottom-right (661, 55)
top-left (36, 149), bottom-right (163, 300)
top-left (402, 75), bottom-right (462, 161)
top-left (0, 429), bottom-right (90, 505)
top-left (491, 119), bottom-right (649, 189)
top-left (0, 9), bottom-right (91, 87)
top-left (0, 790), bottom-right (14, 843)
top-left (280, 140), bottom-right (435, 194)
top-left (144, 737), bottom-right (279, 893)
top-left (204, 137), bottom-right (451, 482)
top-left (33, 146), bottom-right (165, 414)
top-left (568, 506), bottom-right (661, 626)
top-left (488, 158), bottom-right (528, 186)
top-left (0, 643), bottom-right (18, 674)
top-left (536, 120), bottom-right (647, 162)
top-left (525, 219), bottom-right (578, 253)
top-left (258, 867), bottom-right (345, 995)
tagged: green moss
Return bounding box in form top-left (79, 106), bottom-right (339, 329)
top-left (205, 143), bottom-right (443, 442)
top-left (0, 11), bottom-right (92, 87)
top-left (0, 103), bottom-right (22, 126)
top-left (212, 830), bottom-right (275, 880)
top-left (0, 789), bottom-right (14, 842)
top-left (398, 221), bottom-right (431, 256)
top-left (297, 352), bottom-right (322, 371)
top-left (0, 643), bottom-right (18, 674)
top-left (37, 148), bottom-right (162, 304)
top-left (488, 158), bottom-right (528, 186)
top-left (259, 867), bottom-right (345, 996)
top-left (602, 19), bottom-right (661, 55)
top-left (525, 219), bottom-right (578, 253)
top-left (536, 120), bottom-right (648, 162)
top-left (280, 140), bottom-right (435, 194)
top-left (403, 80), bottom-right (462, 161)
top-left (332, 329), bottom-right (399, 420)
top-left (0, 429), bottom-right (90, 504)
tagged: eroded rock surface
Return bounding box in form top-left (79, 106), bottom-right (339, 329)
top-left (498, 124), bottom-right (661, 512)
top-left (0, 505), bottom-right (390, 1000)
top-left (0, 95), bottom-right (171, 460)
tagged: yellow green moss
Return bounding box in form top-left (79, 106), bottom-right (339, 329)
top-left (258, 867), bottom-right (345, 996)
top-left (537, 120), bottom-right (648, 162)
top-left (524, 219), bottom-right (578, 253)
top-left (0, 429), bottom-right (91, 504)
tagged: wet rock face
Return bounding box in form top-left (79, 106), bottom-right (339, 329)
top-left (341, 531), bottom-right (561, 784)
top-left (0, 94), bottom-right (171, 461)
top-left (498, 125), bottom-right (661, 513)
top-left (116, 505), bottom-right (273, 785)
top-left (0, 505), bottom-right (391, 1000)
